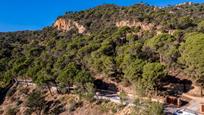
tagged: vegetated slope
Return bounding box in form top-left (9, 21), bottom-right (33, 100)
top-left (57, 3), bottom-right (204, 32)
top-left (0, 2), bottom-right (204, 105)
top-left (0, 83), bottom-right (135, 115)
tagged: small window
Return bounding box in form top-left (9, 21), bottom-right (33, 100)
top-left (177, 110), bottom-right (183, 113)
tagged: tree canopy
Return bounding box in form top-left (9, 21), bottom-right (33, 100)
top-left (0, 3), bottom-right (204, 96)
top-left (179, 33), bottom-right (204, 81)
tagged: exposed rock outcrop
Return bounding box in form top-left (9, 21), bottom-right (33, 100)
top-left (116, 20), bottom-right (177, 35)
top-left (116, 20), bottom-right (161, 31)
top-left (54, 18), bottom-right (86, 34)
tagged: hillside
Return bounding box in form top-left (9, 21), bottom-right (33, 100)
top-left (1, 2), bottom-right (204, 115)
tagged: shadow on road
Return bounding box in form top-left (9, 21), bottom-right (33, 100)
top-left (159, 75), bottom-right (193, 96)
top-left (94, 79), bottom-right (118, 93)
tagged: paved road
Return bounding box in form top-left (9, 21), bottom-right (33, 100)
top-left (187, 100), bottom-right (200, 112)
top-left (94, 90), bottom-right (163, 107)
top-left (163, 94), bottom-right (204, 115)
top-left (164, 104), bottom-right (179, 114)
top-left (182, 94), bottom-right (204, 115)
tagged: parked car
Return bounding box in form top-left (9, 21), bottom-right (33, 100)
top-left (173, 109), bottom-right (197, 115)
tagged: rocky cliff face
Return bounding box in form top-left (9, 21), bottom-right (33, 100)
top-left (54, 18), bottom-right (86, 34)
top-left (115, 20), bottom-right (177, 35)
top-left (116, 20), bottom-right (161, 31)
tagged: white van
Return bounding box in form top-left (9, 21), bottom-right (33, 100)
top-left (173, 109), bottom-right (197, 115)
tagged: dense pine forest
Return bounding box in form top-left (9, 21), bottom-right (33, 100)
top-left (1, 3), bottom-right (204, 99)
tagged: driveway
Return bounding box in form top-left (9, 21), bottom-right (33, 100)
top-left (164, 94), bottom-right (204, 115)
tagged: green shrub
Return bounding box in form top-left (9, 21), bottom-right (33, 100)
top-left (5, 107), bottom-right (17, 115)
top-left (26, 90), bottom-right (46, 114)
